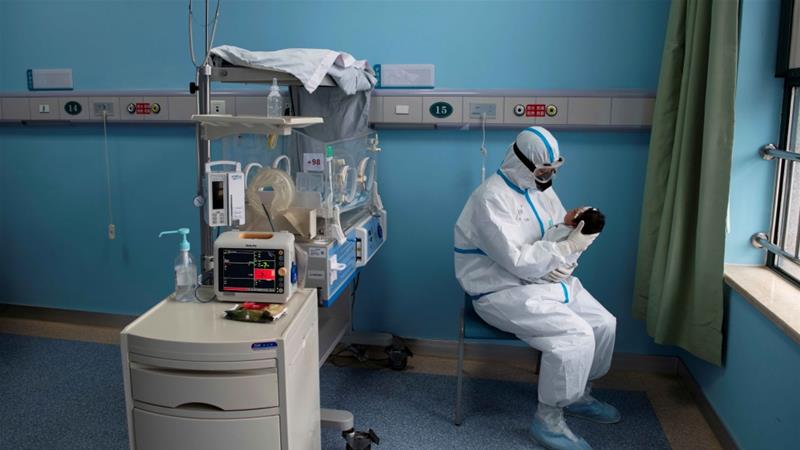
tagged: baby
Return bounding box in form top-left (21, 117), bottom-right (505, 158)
top-left (534, 207), bottom-right (605, 283)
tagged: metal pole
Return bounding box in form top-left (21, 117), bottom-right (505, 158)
top-left (196, 64), bottom-right (213, 272)
top-left (196, 0), bottom-right (213, 273)
top-left (205, 0), bottom-right (209, 57)
top-left (751, 232), bottom-right (800, 265)
top-left (760, 144), bottom-right (800, 162)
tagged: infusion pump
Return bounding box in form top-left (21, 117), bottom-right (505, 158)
top-left (204, 160), bottom-right (246, 228)
top-left (214, 231), bottom-right (297, 303)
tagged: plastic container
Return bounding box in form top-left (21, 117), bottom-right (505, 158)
top-left (267, 78), bottom-right (282, 118)
top-left (158, 228), bottom-right (198, 302)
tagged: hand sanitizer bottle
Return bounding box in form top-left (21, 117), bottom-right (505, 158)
top-left (158, 228), bottom-right (198, 302)
top-left (267, 77), bottom-right (283, 118)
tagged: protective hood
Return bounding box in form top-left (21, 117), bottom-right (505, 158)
top-left (499, 126), bottom-right (562, 191)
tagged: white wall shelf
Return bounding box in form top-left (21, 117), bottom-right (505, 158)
top-left (192, 114), bottom-right (323, 138)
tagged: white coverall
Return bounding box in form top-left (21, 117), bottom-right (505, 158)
top-left (454, 127), bottom-right (616, 408)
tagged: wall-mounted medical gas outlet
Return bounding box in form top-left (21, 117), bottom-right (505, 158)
top-left (93, 101), bottom-right (115, 117)
top-left (211, 100), bottom-right (226, 114)
top-left (370, 92), bottom-right (653, 128)
top-left (469, 102), bottom-right (497, 119)
top-left (463, 97), bottom-right (504, 124)
top-left (0, 90), bottom-right (655, 129)
top-left (204, 161), bottom-right (246, 228)
top-left (512, 103), bottom-right (559, 118)
top-left (505, 97), bottom-right (570, 125)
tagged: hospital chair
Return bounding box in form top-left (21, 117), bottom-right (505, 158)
top-left (455, 293), bottom-right (542, 425)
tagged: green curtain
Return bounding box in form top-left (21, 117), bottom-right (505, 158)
top-left (633, 0), bottom-right (739, 366)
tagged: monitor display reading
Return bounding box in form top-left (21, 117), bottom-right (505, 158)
top-left (212, 181), bottom-right (224, 210)
top-left (219, 248), bottom-right (285, 294)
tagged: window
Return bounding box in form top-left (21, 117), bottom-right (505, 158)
top-left (768, 79), bottom-right (800, 284)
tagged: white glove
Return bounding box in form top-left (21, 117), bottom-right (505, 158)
top-left (542, 263), bottom-right (577, 283)
top-left (556, 221), bottom-right (599, 256)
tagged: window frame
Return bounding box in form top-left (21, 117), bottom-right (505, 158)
top-left (767, 74), bottom-right (800, 286)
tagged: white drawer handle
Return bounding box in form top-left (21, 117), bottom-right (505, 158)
top-left (175, 402), bottom-right (225, 411)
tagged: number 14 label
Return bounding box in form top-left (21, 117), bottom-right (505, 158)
top-left (303, 153), bottom-right (324, 172)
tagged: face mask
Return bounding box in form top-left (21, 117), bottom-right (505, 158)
top-left (535, 179), bottom-right (552, 191)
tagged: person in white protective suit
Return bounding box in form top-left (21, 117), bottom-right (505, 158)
top-left (454, 127), bottom-right (619, 450)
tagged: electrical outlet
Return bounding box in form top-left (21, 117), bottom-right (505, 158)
top-left (469, 102), bottom-right (497, 119)
top-left (94, 102), bottom-right (115, 116)
top-left (211, 100), bottom-right (226, 114)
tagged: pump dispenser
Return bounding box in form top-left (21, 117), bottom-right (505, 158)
top-left (158, 228), bottom-right (197, 302)
top-left (267, 77), bottom-right (282, 118)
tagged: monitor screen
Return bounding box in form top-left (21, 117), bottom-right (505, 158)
top-left (218, 248), bottom-right (285, 294)
top-left (212, 180), bottom-right (224, 210)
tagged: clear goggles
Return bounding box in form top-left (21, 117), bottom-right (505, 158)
top-left (534, 167), bottom-right (557, 183)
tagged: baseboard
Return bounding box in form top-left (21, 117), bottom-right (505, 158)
top-left (403, 337), bottom-right (680, 375)
top-left (0, 303), bottom-right (135, 328)
top-left (676, 359), bottom-right (739, 450)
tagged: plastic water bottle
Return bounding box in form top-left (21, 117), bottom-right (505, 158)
top-left (267, 78), bottom-right (282, 117)
top-left (158, 228), bottom-right (198, 302)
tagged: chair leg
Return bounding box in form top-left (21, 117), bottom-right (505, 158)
top-left (535, 350), bottom-right (543, 375)
top-left (454, 306), bottom-right (465, 426)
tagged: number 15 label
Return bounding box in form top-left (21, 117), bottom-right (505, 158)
top-left (303, 153), bottom-right (324, 172)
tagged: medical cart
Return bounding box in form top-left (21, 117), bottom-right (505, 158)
top-left (120, 288), bottom-right (320, 450)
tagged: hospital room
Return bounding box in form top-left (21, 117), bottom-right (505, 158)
top-left (1, 0), bottom-right (799, 449)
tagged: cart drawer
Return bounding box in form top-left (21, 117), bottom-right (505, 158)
top-left (133, 408), bottom-right (280, 450)
top-left (130, 364), bottom-right (279, 410)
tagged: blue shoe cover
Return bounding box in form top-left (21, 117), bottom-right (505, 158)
top-left (564, 399), bottom-right (621, 424)
top-left (530, 417), bottom-right (592, 450)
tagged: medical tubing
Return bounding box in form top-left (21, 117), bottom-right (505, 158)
top-left (188, 0), bottom-right (222, 68)
top-left (244, 162), bottom-right (263, 184)
top-left (271, 155), bottom-right (291, 174)
top-left (480, 113), bottom-right (487, 182)
top-left (341, 166), bottom-right (358, 204)
top-left (102, 112), bottom-right (114, 235)
top-left (245, 167), bottom-right (295, 230)
top-left (261, 204), bottom-right (275, 231)
top-left (357, 157), bottom-right (376, 195)
top-left (203, 0), bottom-right (222, 65)
top-left (188, 0), bottom-right (197, 67)
top-left (203, 0), bottom-right (221, 66)
top-left (327, 157), bottom-right (335, 214)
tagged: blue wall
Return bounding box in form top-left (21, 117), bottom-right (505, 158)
top-left (0, 1), bottom-right (671, 354)
top-left (683, 290), bottom-right (800, 449)
top-left (724, 0), bottom-right (785, 264)
top-left (682, 1), bottom-right (800, 449)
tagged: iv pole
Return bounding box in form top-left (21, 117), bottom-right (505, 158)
top-left (191, 0), bottom-right (213, 273)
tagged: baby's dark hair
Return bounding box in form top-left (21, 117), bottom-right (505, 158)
top-left (576, 208), bottom-right (605, 235)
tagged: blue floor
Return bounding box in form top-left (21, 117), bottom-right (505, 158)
top-left (0, 333), bottom-right (670, 449)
